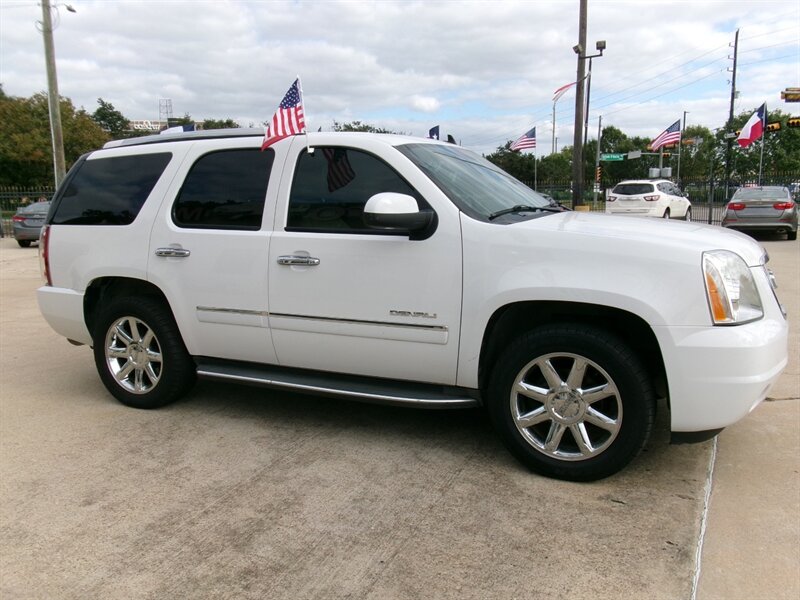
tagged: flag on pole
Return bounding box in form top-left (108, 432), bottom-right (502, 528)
top-left (648, 120), bottom-right (681, 151)
top-left (737, 103), bottom-right (766, 148)
top-left (552, 76), bottom-right (586, 102)
top-left (510, 127), bottom-right (536, 152)
top-left (261, 78), bottom-right (306, 150)
top-left (428, 125), bottom-right (440, 140)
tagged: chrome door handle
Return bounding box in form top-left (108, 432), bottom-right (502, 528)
top-left (155, 247), bottom-right (191, 258)
top-left (277, 255), bottom-right (320, 266)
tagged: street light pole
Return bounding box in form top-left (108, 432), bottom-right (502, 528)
top-left (39, 2), bottom-right (75, 188)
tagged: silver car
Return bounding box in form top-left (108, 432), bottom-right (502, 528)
top-left (11, 201), bottom-right (50, 247)
top-left (722, 186), bottom-right (797, 241)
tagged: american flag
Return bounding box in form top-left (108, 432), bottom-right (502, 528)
top-left (322, 148), bottom-right (356, 192)
top-left (648, 120), bottom-right (681, 151)
top-left (261, 78), bottom-right (306, 150)
top-left (510, 127), bottom-right (536, 152)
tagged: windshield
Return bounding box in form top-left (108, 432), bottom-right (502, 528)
top-left (732, 187), bottom-right (788, 200)
top-left (397, 143), bottom-right (551, 221)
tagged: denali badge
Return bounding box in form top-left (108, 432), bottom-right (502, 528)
top-left (390, 310), bottom-right (438, 319)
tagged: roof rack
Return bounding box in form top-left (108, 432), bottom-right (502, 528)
top-left (103, 128), bottom-right (265, 149)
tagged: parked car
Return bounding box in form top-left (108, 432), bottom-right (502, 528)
top-left (722, 186), bottom-right (798, 241)
top-left (36, 130), bottom-right (787, 481)
top-left (605, 179), bottom-right (691, 220)
top-left (12, 201), bottom-right (50, 247)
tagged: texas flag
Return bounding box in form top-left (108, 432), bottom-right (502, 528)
top-left (737, 103), bottom-right (766, 148)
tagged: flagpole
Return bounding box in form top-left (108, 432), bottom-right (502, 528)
top-left (758, 102), bottom-right (766, 186)
top-left (534, 147), bottom-right (538, 191)
top-left (551, 102), bottom-right (556, 156)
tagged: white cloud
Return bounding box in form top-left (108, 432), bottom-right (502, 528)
top-left (0, 0), bottom-right (796, 156)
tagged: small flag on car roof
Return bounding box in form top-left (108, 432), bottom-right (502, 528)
top-left (262, 78), bottom-right (306, 150)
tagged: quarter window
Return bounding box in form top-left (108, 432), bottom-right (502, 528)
top-left (287, 147), bottom-right (422, 232)
top-left (173, 149), bottom-right (274, 230)
top-left (52, 152), bottom-right (171, 225)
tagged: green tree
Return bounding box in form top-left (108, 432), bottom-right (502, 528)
top-left (0, 91), bottom-right (108, 186)
top-left (92, 98), bottom-right (129, 137)
top-left (332, 120), bottom-right (396, 134)
top-left (202, 118), bottom-right (241, 129)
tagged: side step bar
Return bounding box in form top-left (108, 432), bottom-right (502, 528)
top-left (195, 357), bottom-right (480, 409)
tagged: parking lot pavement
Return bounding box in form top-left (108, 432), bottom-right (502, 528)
top-left (0, 236), bottom-right (796, 599)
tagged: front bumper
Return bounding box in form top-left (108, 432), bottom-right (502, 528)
top-left (655, 268), bottom-right (788, 432)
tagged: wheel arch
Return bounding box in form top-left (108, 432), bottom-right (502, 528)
top-left (478, 301), bottom-right (667, 399)
top-left (84, 276), bottom-right (171, 336)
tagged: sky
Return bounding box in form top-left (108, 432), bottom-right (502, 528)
top-left (1, 0), bottom-right (798, 156)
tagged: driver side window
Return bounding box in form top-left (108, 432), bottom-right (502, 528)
top-left (287, 147), bottom-right (423, 232)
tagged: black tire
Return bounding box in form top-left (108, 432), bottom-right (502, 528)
top-left (684, 207), bottom-right (692, 221)
top-left (788, 230), bottom-right (797, 241)
top-left (92, 296), bottom-right (196, 409)
top-left (662, 209), bottom-right (670, 219)
top-left (486, 324), bottom-right (655, 481)
top-left (17, 239), bottom-right (32, 248)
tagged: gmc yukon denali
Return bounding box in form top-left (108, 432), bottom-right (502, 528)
top-left (37, 130), bottom-right (788, 480)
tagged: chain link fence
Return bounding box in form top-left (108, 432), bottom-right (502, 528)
top-left (0, 187), bottom-right (55, 238)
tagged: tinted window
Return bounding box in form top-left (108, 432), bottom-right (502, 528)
top-left (173, 149), bottom-right (274, 230)
top-left (612, 183), bottom-right (654, 195)
top-left (52, 153), bottom-right (171, 225)
top-left (287, 147), bottom-right (421, 231)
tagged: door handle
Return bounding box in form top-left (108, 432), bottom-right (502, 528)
top-left (155, 247), bottom-right (191, 258)
top-left (277, 255), bottom-right (320, 266)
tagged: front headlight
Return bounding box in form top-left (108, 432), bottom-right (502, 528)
top-left (703, 250), bottom-right (763, 325)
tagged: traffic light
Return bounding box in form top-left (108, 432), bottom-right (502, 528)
top-left (595, 166), bottom-right (602, 182)
top-left (662, 152), bottom-right (671, 158)
top-left (788, 117), bottom-right (800, 128)
top-left (766, 122), bottom-right (781, 132)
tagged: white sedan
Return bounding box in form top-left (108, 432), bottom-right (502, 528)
top-left (606, 179), bottom-right (692, 220)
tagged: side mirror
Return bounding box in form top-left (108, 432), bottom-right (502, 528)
top-left (363, 193), bottom-right (434, 232)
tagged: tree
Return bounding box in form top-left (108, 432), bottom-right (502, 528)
top-left (92, 98), bottom-right (129, 137)
top-left (0, 91), bottom-right (108, 186)
top-left (202, 118), bottom-right (241, 130)
top-left (332, 120), bottom-right (396, 134)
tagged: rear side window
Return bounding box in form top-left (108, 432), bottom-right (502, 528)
top-left (173, 149), bottom-right (274, 230)
top-left (612, 183), bottom-right (654, 195)
top-left (52, 153), bottom-right (171, 225)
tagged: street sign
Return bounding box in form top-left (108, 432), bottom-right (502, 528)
top-left (600, 153), bottom-right (625, 161)
top-left (627, 150), bottom-right (642, 159)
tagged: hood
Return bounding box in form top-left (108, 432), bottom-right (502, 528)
top-left (524, 211), bottom-right (767, 266)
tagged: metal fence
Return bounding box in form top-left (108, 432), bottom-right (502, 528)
top-left (0, 187), bottom-right (56, 238)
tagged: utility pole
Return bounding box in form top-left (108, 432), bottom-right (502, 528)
top-left (571, 0), bottom-right (588, 207)
top-left (593, 115), bottom-right (602, 206)
top-left (677, 110), bottom-right (688, 187)
top-left (723, 29), bottom-right (739, 201)
top-left (40, 1), bottom-right (67, 188)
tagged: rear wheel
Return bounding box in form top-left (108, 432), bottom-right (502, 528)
top-left (17, 239), bottom-right (31, 248)
top-left (788, 230), bottom-right (797, 241)
top-left (662, 209), bottom-right (670, 219)
top-left (487, 324), bottom-right (655, 481)
top-left (93, 296), bottom-right (196, 409)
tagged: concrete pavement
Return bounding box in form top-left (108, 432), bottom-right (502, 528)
top-left (0, 234), bottom-right (797, 599)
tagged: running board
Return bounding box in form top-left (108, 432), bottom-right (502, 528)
top-left (195, 358), bottom-right (480, 409)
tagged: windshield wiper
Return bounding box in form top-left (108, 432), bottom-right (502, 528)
top-left (488, 205), bottom-right (562, 220)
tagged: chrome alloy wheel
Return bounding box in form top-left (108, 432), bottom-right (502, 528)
top-left (104, 316), bottom-right (163, 394)
top-left (510, 352), bottom-right (622, 461)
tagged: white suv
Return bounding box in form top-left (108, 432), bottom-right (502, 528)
top-left (37, 130), bottom-right (787, 481)
top-left (606, 179), bottom-right (692, 220)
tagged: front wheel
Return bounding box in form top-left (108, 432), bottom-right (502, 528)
top-left (662, 209), bottom-right (670, 219)
top-left (684, 207), bottom-right (692, 221)
top-left (487, 324), bottom-right (655, 481)
top-left (93, 296), bottom-right (196, 409)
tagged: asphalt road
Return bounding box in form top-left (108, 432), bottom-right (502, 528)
top-left (1, 233), bottom-right (797, 599)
